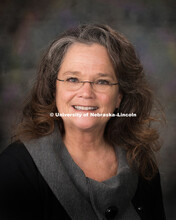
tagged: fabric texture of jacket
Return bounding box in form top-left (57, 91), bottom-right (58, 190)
top-left (0, 141), bottom-right (166, 220)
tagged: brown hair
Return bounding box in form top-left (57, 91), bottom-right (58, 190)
top-left (14, 23), bottom-right (164, 180)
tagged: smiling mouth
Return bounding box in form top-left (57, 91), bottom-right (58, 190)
top-left (73, 105), bottom-right (98, 111)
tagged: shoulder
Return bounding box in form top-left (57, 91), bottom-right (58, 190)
top-left (0, 141), bottom-right (44, 219)
top-left (0, 140), bottom-right (36, 169)
top-left (0, 141), bottom-right (40, 189)
top-left (0, 141), bottom-right (72, 220)
top-left (1, 141), bottom-right (31, 159)
top-left (132, 172), bottom-right (166, 220)
top-left (0, 141), bottom-right (29, 165)
top-left (135, 172), bottom-right (162, 196)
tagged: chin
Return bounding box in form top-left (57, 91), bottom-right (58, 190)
top-left (70, 118), bottom-right (102, 131)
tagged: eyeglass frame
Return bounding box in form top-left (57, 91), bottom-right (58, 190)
top-left (56, 78), bottom-right (119, 91)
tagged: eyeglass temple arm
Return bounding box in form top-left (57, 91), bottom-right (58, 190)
top-left (57, 78), bottom-right (64, 82)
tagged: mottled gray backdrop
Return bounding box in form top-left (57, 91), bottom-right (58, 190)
top-left (0, 0), bottom-right (176, 219)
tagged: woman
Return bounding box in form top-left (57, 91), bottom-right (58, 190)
top-left (0, 24), bottom-right (166, 220)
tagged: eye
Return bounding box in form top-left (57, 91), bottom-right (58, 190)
top-left (66, 77), bottom-right (79, 83)
top-left (96, 79), bottom-right (110, 85)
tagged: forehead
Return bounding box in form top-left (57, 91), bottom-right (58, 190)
top-left (59, 42), bottom-right (115, 78)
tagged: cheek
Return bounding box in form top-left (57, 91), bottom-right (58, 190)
top-left (98, 92), bottom-right (119, 110)
top-left (98, 93), bottom-right (115, 107)
top-left (56, 88), bottom-right (65, 111)
top-left (55, 88), bottom-right (74, 110)
top-left (98, 94), bottom-right (110, 104)
top-left (56, 88), bottom-right (62, 107)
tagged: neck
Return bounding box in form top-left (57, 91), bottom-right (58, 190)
top-left (61, 125), bottom-right (117, 182)
top-left (63, 125), bottom-right (108, 155)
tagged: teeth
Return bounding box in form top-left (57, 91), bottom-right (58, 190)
top-left (74, 106), bottom-right (98, 110)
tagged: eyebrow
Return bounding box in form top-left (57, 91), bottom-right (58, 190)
top-left (62, 71), bottom-right (115, 79)
top-left (62, 71), bottom-right (80, 76)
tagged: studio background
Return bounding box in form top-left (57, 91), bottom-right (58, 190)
top-left (0, 0), bottom-right (176, 219)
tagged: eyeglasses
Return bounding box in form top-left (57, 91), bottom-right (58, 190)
top-left (56, 77), bottom-right (119, 92)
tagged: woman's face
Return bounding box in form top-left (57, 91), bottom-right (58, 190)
top-left (56, 42), bottom-right (122, 132)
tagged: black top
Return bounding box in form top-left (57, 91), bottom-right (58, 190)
top-left (0, 141), bottom-right (166, 220)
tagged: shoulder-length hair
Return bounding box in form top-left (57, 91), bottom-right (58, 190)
top-left (14, 23), bottom-right (164, 180)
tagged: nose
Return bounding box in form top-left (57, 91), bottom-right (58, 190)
top-left (78, 82), bottom-right (94, 98)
